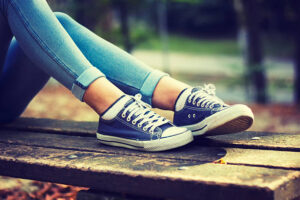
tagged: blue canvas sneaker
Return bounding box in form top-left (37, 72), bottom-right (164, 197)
top-left (174, 84), bottom-right (254, 136)
top-left (97, 94), bottom-right (193, 151)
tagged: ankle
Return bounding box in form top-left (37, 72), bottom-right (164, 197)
top-left (83, 77), bottom-right (124, 115)
top-left (152, 77), bottom-right (190, 110)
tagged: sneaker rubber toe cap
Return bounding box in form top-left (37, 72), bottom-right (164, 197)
top-left (161, 127), bottom-right (189, 138)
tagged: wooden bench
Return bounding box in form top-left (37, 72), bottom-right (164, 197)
top-left (1, 117), bottom-right (300, 200)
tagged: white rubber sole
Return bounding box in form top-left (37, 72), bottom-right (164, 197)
top-left (182, 104), bottom-right (254, 137)
top-left (96, 130), bottom-right (193, 152)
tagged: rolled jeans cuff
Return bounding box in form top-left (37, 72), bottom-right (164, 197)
top-left (71, 66), bottom-right (105, 101)
top-left (140, 70), bottom-right (169, 105)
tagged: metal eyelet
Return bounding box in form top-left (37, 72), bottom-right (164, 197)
top-left (193, 114), bottom-right (196, 118)
top-left (138, 124), bottom-right (142, 128)
top-left (122, 113), bottom-right (126, 118)
top-left (188, 99), bottom-right (191, 103)
top-left (127, 117), bottom-right (131, 122)
top-left (188, 114), bottom-right (191, 118)
top-left (192, 101), bottom-right (196, 105)
top-left (132, 120), bottom-right (136, 125)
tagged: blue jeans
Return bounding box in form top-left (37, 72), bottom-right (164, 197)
top-left (0, 0), bottom-right (167, 122)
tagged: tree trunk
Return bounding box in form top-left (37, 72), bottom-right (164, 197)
top-left (236, 0), bottom-right (268, 103)
top-left (295, 36), bottom-right (300, 104)
top-left (157, 0), bottom-right (170, 74)
top-left (292, 0), bottom-right (300, 105)
top-left (74, 0), bottom-right (97, 31)
top-left (117, 1), bottom-right (132, 53)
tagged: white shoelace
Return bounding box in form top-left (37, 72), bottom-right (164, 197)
top-left (188, 84), bottom-right (227, 108)
top-left (121, 94), bottom-right (169, 134)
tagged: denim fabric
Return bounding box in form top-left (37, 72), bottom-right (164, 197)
top-left (54, 12), bottom-right (168, 103)
top-left (0, 0), bottom-right (167, 122)
top-left (0, 0), bottom-right (104, 99)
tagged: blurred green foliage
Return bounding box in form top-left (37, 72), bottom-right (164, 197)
top-left (46, 0), bottom-right (298, 103)
top-left (48, 0), bottom-right (296, 58)
top-left (137, 35), bottom-right (240, 55)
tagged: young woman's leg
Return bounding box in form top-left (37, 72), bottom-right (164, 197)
top-left (0, 4), bottom-right (12, 74)
top-left (54, 13), bottom-right (254, 136)
top-left (0, 39), bottom-right (192, 151)
top-left (0, 39), bottom-right (50, 122)
top-left (0, 38), bottom-right (123, 121)
top-left (0, 8), bottom-right (186, 122)
top-left (5, 0), bottom-right (104, 97)
top-left (55, 12), bottom-right (169, 105)
top-left (2, 0), bottom-right (126, 116)
top-left (0, 1), bottom-right (192, 151)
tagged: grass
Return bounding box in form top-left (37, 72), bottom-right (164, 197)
top-left (106, 24), bottom-right (294, 58)
top-left (136, 34), bottom-right (241, 56)
top-left (134, 32), bottom-right (294, 58)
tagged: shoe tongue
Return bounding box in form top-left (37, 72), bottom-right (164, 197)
top-left (175, 88), bottom-right (193, 112)
top-left (124, 98), bottom-right (135, 108)
top-left (101, 95), bottom-right (132, 120)
top-left (192, 87), bottom-right (211, 95)
top-left (191, 87), bottom-right (200, 93)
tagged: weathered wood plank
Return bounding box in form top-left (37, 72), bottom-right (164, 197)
top-left (0, 117), bottom-right (97, 136)
top-left (1, 129), bottom-right (300, 171)
top-left (2, 118), bottom-right (300, 151)
top-left (0, 129), bottom-right (222, 161)
top-left (199, 131), bottom-right (300, 151)
top-left (0, 142), bottom-right (300, 200)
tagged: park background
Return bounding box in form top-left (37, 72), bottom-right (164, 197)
top-left (1, 0), bottom-right (300, 199)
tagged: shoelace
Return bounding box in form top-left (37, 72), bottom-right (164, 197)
top-left (188, 84), bottom-right (227, 108)
top-left (121, 94), bottom-right (169, 134)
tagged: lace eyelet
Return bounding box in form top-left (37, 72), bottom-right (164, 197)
top-left (188, 114), bottom-right (191, 118)
top-left (192, 101), bottom-right (196, 105)
top-left (149, 130), bottom-right (154, 134)
top-left (193, 114), bottom-right (196, 118)
top-left (138, 124), bottom-right (142, 128)
top-left (143, 127), bottom-right (147, 131)
top-left (188, 99), bottom-right (191, 103)
top-left (209, 105), bottom-right (214, 109)
top-left (122, 113), bottom-right (126, 118)
top-left (132, 120), bottom-right (136, 125)
top-left (127, 117), bottom-right (131, 122)
top-left (197, 102), bottom-right (200, 107)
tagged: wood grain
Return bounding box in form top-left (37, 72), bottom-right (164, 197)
top-left (1, 118), bottom-right (300, 199)
top-left (1, 142), bottom-right (300, 200)
top-left (2, 118), bottom-right (300, 151)
top-left (0, 129), bottom-right (300, 170)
